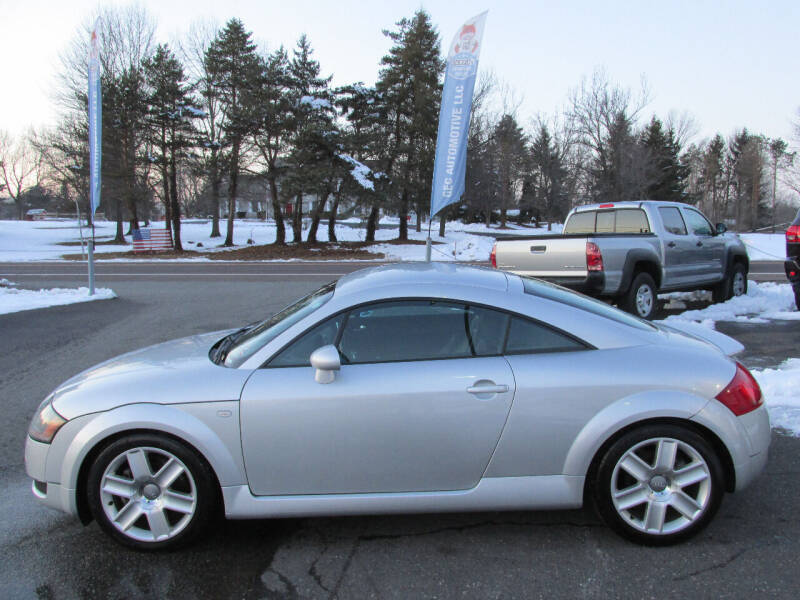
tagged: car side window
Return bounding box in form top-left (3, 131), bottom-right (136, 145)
top-left (682, 209), bottom-right (713, 236)
top-left (505, 316), bottom-right (585, 354)
top-left (267, 314), bottom-right (345, 367)
top-left (338, 301), bottom-right (478, 364)
top-left (658, 207), bottom-right (687, 235)
top-left (467, 305), bottom-right (510, 356)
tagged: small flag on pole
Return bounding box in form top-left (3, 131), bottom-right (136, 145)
top-left (429, 12), bottom-right (488, 218)
top-left (132, 228), bottom-right (173, 252)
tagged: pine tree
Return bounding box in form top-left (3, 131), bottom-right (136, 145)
top-left (376, 10), bottom-right (443, 240)
top-left (251, 47), bottom-right (292, 245)
top-left (529, 124), bottom-right (570, 223)
top-left (641, 116), bottom-right (687, 202)
top-left (205, 18), bottom-right (262, 246)
top-left (144, 43), bottom-right (200, 251)
top-left (284, 34), bottom-right (337, 244)
top-left (493, 114), bottom-right (527, 228)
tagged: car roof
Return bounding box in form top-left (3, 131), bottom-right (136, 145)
top-left (334, 262), bottom-right (510, 297)
top-left (572, 200), bottom-right (690, 212)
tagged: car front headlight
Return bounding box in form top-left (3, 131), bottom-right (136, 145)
top-left (28, 396), bottom-right (67, 444)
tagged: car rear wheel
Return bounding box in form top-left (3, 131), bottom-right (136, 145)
top-left (712, 263), bottom-right (748, 303)
top-left (621, 273), bottom-right (659, 320)
top-left (87, 433), bottom-right (217, 550)
top-left (594, 424), bottom-right (724, 545)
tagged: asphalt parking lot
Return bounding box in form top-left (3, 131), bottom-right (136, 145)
top-left (1, 262), bottom-right (798, 599)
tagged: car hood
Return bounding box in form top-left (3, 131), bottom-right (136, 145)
top-left (51, 330), bottom-right (253, 420)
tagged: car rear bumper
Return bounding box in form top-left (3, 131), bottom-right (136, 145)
top-left (784, 258), bottom-right (800, 283)
top-left (732, 403), bottom-right (771, 492)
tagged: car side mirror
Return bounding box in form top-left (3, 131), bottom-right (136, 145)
top-left (310, 344), bottom-right (341, 384)
top-left (715, 223), bottom-right (727, 235)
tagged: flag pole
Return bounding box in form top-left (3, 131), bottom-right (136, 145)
top-left (88, 221), bottom-right (95, 295)
top-left (88, 20), bottom-right (101, 296)
top-left (425, 216), bottom-right (432, 262)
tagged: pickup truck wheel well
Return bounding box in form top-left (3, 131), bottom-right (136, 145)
top-left (620, 259), bottom-right (661, 294)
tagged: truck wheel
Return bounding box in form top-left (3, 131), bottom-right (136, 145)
top-left (621, 273), bottom-right (659, 320)
top-left (794, 285), bottom-right (800, 311)
top-left (712, 263), bottom-right (748, 303)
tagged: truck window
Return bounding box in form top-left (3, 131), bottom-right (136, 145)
top-left (615, 209), bottom-right (650, 233)
top-left (682, 209), bottom-right (713, 236)
top-left (595, 211), bottom-right (615, 233)
top-left (563, 211), bottom-right (595, 234)
top-left (658, 207), bottom-right (687, 235)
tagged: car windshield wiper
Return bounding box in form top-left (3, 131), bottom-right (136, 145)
top-left (212, 325), bottom-right (253, 365)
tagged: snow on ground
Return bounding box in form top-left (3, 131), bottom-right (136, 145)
top-left (752, 359), bottom-right (800, 436)
top-left (0, 284), bottom-right (116, 315)
top-left (658, 281), bottom-right (800, 329)
top-left (0, 218), bottom-right (561, 262)
top-left (738, 233), bottom-right (786, 261)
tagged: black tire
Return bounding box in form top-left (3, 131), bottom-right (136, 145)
top-left (712, 262), bottom-right (748, 303)
top-left (620, 272), bottom-right (659, 320)
top-left (87, 433), bottom-right (217, 551)
top-left (793, 285), bottom-right (800, 311)
top-left (593, 424), bottom-right (724, 546)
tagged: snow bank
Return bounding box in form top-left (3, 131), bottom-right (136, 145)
top-left (658, 281), bottom-right (799, 329)
top-left (753, 358), bottom-right (800, 436)
top-left (0, 285), bottom-right (116, 315)
top-left (739, 233), bottom-right (787, 261)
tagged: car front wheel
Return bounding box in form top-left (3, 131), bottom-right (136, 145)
top-left (87, 433), bottom-right (217, 550)
top-left (593, 424), bottom-right (724, 545)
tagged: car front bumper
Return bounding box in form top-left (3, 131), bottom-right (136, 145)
top-left (24, 435), bottom-right (80, 517)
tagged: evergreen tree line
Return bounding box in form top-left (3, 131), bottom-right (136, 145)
top-left (9, 5), bottom-right (798, 250)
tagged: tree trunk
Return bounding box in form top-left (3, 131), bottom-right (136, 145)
top-left (398, 188), bottom-right (409, 241)
top-left (267, 173), bottom-right (285, 245)
top-left (169, 150), bottom-right (182, 251)
top-left (307, 190), bottom-right (327, 243)
top-left (328, 190), bottom-right (341, 242)
top-left (366, 205), bottom-right (379, 242)
top-left (415, 202), bottom-right (422, 233)
top-left (114, 196), bottom-right (125, 243)
top-left (224, 141), bottom-right (239, 246)
top-left (210, 151), bottom-right (221, 238)
top-left (291, 193), bottom-right (303, 243)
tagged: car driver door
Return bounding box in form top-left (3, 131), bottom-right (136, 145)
top-left (239, 300), bottom-right (515, 496)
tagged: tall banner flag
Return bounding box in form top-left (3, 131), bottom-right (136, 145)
top-left (88, 22), bottom-right (102, 215)
top-left (429, 12), bottom-right (487, 218)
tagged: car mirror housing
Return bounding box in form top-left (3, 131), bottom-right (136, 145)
top-left (310, 345), bottom-right (341, 384)
top-left (715, 222), bottom-right (727, 235)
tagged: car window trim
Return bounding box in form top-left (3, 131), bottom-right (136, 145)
top-left (260, 296), bottom-right (594, 369)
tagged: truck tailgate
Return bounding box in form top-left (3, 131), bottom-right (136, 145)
top-left (494, 237), bottom-right (588, 277)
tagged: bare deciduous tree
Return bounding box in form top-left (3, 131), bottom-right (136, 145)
top-left (0, 130), bottom-right (40, 219)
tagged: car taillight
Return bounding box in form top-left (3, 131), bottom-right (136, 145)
top-left (786, 225), bottom-right (800, 243)
top-left (586, 242), bottom-right (603, 272)
top-left (715, 362), bottom-right (763, 416)
top-left (490, 244), bottom-right (497, 268)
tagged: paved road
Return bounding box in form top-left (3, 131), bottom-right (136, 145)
top-left (0, 266), bottom-right (798, 598)
top-left (0, 258), bottom-right (787, 283)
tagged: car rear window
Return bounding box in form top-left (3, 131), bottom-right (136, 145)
top-left (521, 277), bottom-right (656, 331)
top-left (564, 208), bottom-right (650, 234)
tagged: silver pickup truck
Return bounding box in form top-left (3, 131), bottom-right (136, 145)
top-left (491, 201), bottom-right (749, 319)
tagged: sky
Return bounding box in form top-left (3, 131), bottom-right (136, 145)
top-left (0, 0), bottom-right (798, 147)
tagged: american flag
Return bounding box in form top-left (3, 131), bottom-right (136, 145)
top-left (132, 228), bottom-right (173, 252)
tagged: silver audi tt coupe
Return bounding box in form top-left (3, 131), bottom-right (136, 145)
top-left (25, 263), bottom-right (770, 549)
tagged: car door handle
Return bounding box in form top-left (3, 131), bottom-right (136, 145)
top-left (696, 241), bottom-right (703, 247)
top-left (467, 384), bottom-right (509, 394)
top-left (667, 241), bottom-right (676, 248)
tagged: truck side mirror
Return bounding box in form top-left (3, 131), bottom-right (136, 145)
top-left (715, 223), bottom-right (727, 235)
top-left (310, 344), bottom-right (341, 384)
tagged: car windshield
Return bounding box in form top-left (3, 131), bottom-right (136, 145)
top-left (221, 282), bottom-right (335, 368)
top-left (520, 276), bottom-right (656, 331)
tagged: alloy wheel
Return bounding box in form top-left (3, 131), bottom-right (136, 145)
top-left (99, 446), bottom-right (198, 543)
top-left (635, 285), bottom-right (654, 317)
top-left (610, 437), bottom-right (712, 535)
